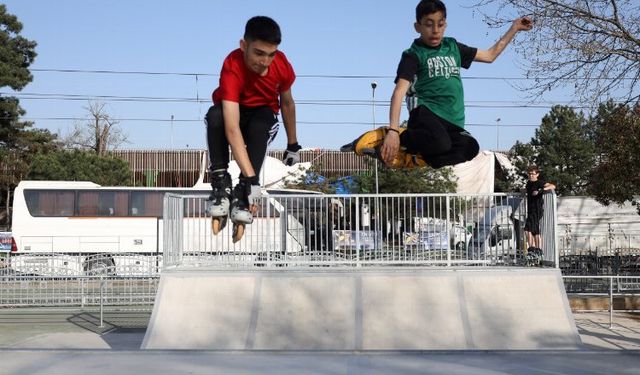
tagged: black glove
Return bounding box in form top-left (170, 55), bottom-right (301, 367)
top-left (239, 176), bottom-right (261, 206)
top-left (283, 142), bottom-right (302, 166)
top-left (241, 175), bottom-right (260, 186)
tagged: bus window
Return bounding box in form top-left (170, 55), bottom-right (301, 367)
top-left (131, 191), bottom-right (163, 217)
top-left (78, 191), bottom-right (129, 216)
top-left (78, 191), bottom-right (129, 217)
top-left (78, 191), bottom-right (99, 216)
top-left (24, 190), bottom-right (75, 217)
top-left (112, 191), bottom-right (129, 216)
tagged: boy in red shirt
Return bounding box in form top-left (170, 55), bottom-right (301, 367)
top-left (206, 16), bottom-right (301, 234)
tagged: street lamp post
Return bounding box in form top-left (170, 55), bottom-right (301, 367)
top-left (170, 114), bottom-right (174, 149)
top-left (371, 82), bottom-right (379, 195)
top-left (495, 117), bottom-right (501, 151)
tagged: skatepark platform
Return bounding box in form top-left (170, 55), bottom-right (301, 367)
top-left (141, 267), bottom-right (581, 350)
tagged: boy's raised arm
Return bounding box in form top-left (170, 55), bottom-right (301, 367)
top-left (474, 16), bottom-right (533, 63)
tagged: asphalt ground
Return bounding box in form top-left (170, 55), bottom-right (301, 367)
top-left (0, 308), bottom-right (638, 374)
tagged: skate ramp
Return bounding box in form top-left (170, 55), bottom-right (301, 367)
top-left (142, 268), bottom-right (580, 350)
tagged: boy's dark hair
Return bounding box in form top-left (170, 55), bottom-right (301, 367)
top-left (244, 16), bottom-right (281, 45)
top-left (527, 165), bottom-right (540, 173)
top-left (416, 0), bottom-right (447, 22)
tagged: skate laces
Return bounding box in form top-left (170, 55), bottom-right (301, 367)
top-left (210, 173), bottom-right (231, 203)
top-left (232, 183), bottom-right (250, 209)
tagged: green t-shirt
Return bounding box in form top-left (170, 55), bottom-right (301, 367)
top-left (396, 37), bottom-right (477, 128)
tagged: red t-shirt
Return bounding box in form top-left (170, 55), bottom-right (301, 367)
top-left (212, 49), bottom-right (296, 114)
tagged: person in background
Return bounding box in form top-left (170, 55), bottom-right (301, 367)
top-left (524, 165), bottom-right (556, 258)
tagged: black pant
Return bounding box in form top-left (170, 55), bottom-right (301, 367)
top-left (525, 212), bottom-right (542, 235)
top-left (205, 104), bottom-right (278, 176)
top-left (401, 106), bottom-right (479, 169)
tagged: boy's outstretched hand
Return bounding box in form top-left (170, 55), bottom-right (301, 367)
top-left (513, 16), bottom-right (533, 31)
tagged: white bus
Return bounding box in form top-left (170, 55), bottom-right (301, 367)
top-left (10, 180), bottom-right (329, 276)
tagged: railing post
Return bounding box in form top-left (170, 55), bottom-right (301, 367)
top-left (609, 276), bottom-right (614, 328)
top-left (276, 198), bottom-right (285, 267)
top-left (355, 196), bottom-right (360, 267)
top-left (446, 195), bottom-right (451, 267)
top-left (163, 193), bottom-right (185, 268)
top-left (81, 278), bottom-right (85, 308)
top-left (99, 275), bottom-right (105, 328)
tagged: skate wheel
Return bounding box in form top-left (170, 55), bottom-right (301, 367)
top-left (211, 217), bottom-right (227, 234)
top-left (232, 223), bottom-right (245, 243)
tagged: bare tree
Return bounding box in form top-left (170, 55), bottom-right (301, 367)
top-left (470, 0), bottom-right (639, 104)
top-left (63, 101), bottom-right (128, 155)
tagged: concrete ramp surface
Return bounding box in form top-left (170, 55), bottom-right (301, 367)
top-left (142, 268), bottom-right (580, 350)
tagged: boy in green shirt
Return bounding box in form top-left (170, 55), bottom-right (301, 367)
top-left (380, 0), bottom-right (533, 168)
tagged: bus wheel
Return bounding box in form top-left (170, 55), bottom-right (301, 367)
top-left (85, 257), bottom-right (115, 276)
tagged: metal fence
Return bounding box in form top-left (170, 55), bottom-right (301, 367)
top-left (558, 222), bottom-right (640, 275)
top-left (0, 253), bottom-right (160, 310)
top-left (162, 192), bottom-right (559, 268)
top-left (559, 228), bottom-right (640, 256)
top-left (559, 246), bottom-right (640, 276)
top-left (563, 275), bottom-right (640, 294)
top-left (0, 274), bottom-right (158, 308)
top-left (563, 275), bottom-right (640, 327)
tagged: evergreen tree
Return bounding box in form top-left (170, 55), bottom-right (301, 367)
top-left (588, 101), bottom-right (640, 211)
top-left (530, 106), bottom-right (595, 195)
top-left (28, 150), bottom-right (132, 186)
top-left (501, 141), bottom-right (536, 192)
top-left (0, 4), bottom-right (57, 228)
top-left (353, 163), bottom-right (457, 194)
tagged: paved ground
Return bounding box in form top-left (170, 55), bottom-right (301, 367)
top-left (2, 350), bottom-right (640, 375)
top-left (0, 307), bottom-right (150, 350)
top-left (574, 311), bottom-right (640, 350)
top-left (0, 308), bottom-right (638, 374)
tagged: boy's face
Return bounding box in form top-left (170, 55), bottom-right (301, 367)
top-left (415, 11), bottom-right (447, 47)
top-left (240, 39), bottom-right (278, 75)
top-left (528, 170), bottom-right (539, 181)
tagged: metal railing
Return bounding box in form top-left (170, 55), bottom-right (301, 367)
top-left (563, 275), bottom-right (640, 327)
top-left (558, 230), bottom-right (640, 275)
top-left (5, 253), bottom-right (161, 277)
top-left (560, 233), bottom-right (640, 256)
top-left (0, 253), bottom-right (160, 312)
top-left (162, 192), bottom-right (559, 268)
top-left (0, 274), bottom-right (158, 308)
top-left (0, 271), bottom-right (158, 327)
